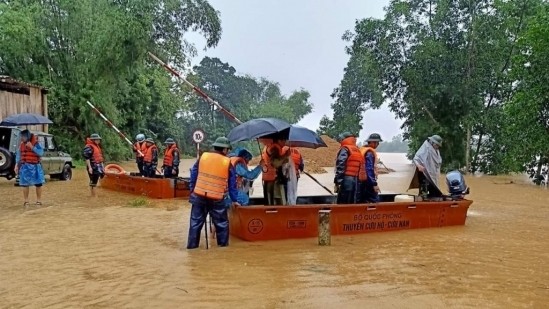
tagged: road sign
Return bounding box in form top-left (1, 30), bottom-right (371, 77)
top-left (192, 130), bottom-right (205, 144)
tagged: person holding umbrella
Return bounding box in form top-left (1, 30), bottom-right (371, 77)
top-left (83, 133), bottom-right (105, 197)
top-left (187, 137), bottom-right (240, 249)
top-left (334, 132), bottom-right (365, 204)
top-left (15, 130), bottom-right (45, 206)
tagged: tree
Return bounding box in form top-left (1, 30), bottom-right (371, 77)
top-left (376, 134), bottom-right (409, 153)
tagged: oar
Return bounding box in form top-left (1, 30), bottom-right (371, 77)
top-left (302, 171), bottom-right (334, 195)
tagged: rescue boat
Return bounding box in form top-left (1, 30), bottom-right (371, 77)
top-left (101, 171), bottom-right (191, 199)
top-left (229, 194), bottom-right (473, 241)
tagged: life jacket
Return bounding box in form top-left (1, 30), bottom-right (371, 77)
top-left (134, 142), bottom-right (147, 158)
top-left (19, 135), bottom-right (40, 164)
top-left (339, 137), bottom-right (364, 178)
top-left (261, 144), bottom-right (283, 181)
top-left (194, 152), bottom-right (231, 200)
top-left (163, 144), bottom-right (179, 167)
top-left (230, 156), bottom-right (247, 188)
top-left (360, 146), bottom-right (379, 177)
top-left (85, 138), bottom-right (104, 164)
top-left (283, 146), bottom-right (302, 175)
top-left (144, 144), bottom-right (158, 163)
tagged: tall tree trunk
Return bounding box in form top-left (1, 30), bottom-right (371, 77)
top-left (465, 126), bottom-right (471, 174)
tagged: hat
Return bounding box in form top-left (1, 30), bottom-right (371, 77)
top-left (428, 135), bottom-right (442, 146)
top-left (238, 148), bottom-right (253, 160)
top-left (337, 132), bottom-right (355, 142)
top-left (145, 137), bottom-right (155, 143)
top-left (90, 133), bottom-right (102, 140)
top-left (367, 133), bottom-right (383, 143)
top-left (212, 136), bottom-right (232, 149)
top-left (136, 134), bottom-right (145, 142)
top-left (164, 138), bottom-right (175, 144)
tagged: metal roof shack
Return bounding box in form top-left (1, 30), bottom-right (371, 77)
top-left (0, 76), bottom-right (49, 132)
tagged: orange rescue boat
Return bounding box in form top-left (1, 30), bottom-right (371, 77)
top-left (229, 194), bottom-right (472, 241)
top-left (102, 169), bottom-right (191, 199)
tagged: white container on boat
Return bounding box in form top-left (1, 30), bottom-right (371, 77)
top-left (394, 195), bottom-right (415, 203)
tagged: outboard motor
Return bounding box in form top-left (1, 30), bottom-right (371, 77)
top-left (445, 170), bottom-right (470, 200)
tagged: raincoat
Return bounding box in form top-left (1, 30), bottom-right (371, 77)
top-left (413, 140), bottom-right (442, 189)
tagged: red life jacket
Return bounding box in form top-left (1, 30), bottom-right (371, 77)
top-left (144, 144), bottom-right (157, 163)
top-left (163, 144), bottom-right (179, 167)
top-left (20, 135), bottom-right (40, 164)
top-left (230, 156), bottom-right (247, 188)
top-left (85, 138), bottom-right (104, 164)
top-left (134, 142), bottom-right (147, 158)
top-left (339, 137), bottom-right (364, 178)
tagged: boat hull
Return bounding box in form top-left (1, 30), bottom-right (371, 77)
top-left (229, 198), bottom-right (473, 241)
top-left (101, 173), bottom-right (191, 199)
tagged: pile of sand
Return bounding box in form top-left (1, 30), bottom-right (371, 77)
top-left (250, 135), bottom-right (394, 175)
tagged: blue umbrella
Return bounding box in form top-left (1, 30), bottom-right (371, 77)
top-left (227, 117), bottom-right (290, 143)
top-left (0, 113), bottom-right (53, 126)
top-left (287, 125), bottom-right (327, 149)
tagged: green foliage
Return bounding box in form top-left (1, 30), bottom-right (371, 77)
top-left (127, 197), bottom-right (150, 208)
top-left (0, 0), bottom-right (221, 161)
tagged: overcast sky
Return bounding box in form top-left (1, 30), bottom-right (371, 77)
top-left (186, 0), bottom-right (402, 142)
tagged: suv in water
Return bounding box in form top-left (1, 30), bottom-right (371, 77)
top-left (0, 126), bottom-right (74, 181)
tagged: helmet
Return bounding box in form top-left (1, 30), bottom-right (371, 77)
top-left (212, 136), bottom-right (232, 149)
top-left (145, 137), bottom-right (155, 143)
top-left (337, 132), bottom-right (355, 142)
top-left (90, 133), bottom-right (102, 140)
top-left (428, 135), bottom-right (442, 146)
top-left (136, 134), bottom-right (145, 142)
top-left (367, 133), bottom-right (383, 143)
top-left (164, 138), bottom-right (175, 144)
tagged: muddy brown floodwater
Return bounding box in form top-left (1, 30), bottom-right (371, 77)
top-left (1, 161), bottom-right (548, 308)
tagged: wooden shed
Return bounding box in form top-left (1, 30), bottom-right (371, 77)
top-left (0, 76), bottom-right (49, 133)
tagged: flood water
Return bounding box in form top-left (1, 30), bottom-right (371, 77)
top-left (1, 154), bottom-right (548, 308)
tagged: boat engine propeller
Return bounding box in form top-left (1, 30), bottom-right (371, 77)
top-left (445, 170), bottom-right (470, 200)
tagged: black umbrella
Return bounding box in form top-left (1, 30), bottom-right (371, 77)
top-left (227, 118), bottom-right (291, 143)
top-left (0, 113), bottom-right (53, 126)
top-left (286, 125), bottom-right (327, 149)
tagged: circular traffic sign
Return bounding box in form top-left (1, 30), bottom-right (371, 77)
top-left (192, 130), bottom-right (205, 143)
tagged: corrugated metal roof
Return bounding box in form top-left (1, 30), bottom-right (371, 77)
top-left (0, 75), bottom-right (48, 91)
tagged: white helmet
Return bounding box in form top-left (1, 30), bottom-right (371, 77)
top-left (136, 134), bottom-right (145, 142)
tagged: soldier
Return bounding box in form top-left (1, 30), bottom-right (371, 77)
top-left (143, 138), bottom-right (158, 177)
top-left (187, 137), bottom-right (240, 249)
top-left (162, 138), bottom-right (180, 178)
top-left (83, 133), bottom-right (105, 197)
top-left (413, 134), bottom-right (443, 198)
top-left (358, 133), bottom-right (382, 203)
top-left (133, 134), bottom-right (147, 175)
top-left (333, 132), bottom-right (365, 204)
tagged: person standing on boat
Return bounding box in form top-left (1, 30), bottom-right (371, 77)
top-left (413, 134), bottom-right (443, 198)
top-left (83, 133), bottom-right (105, 197)
top-left (162, 138), bottom-right (180, 178)
top-left (334, 132), bottom-right (365, 204)
top-left (261, 139), bottom-right (290, 205)
top-left (187, 137), bottom-right (240, 249)
top-left (229, 147), bottom-right (265, 206)
top-left (358, 133), bottom-right (382, 203)
top-left (15, 130), bottom-right (45, 206)
top-left (142, 138), bottom-right (158, 178)
top-left (133, 134), bottom-right (147, 175)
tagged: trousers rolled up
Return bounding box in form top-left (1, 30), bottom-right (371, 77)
top-left (187, 194), bottom-right (229, 249)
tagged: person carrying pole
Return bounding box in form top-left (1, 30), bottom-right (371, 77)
top-left (333, 132), bottom-right (365, 204)
top-left (133, 134), bottom-right (147, 175)
top-left (358, 133), bottom-right (382, 203)
top-left (83, 133), bottom-right (105, 197)
top-left (143, 138), bottom-right (158, 178)
top-left (162, 138), bottom-right (180, 178)
top-left (187, 137), bottom-right (240, 249)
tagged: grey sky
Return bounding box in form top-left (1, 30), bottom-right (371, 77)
top-left (186, 0), bottom-right (402, 142)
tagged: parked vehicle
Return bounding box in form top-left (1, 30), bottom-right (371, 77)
top-left (0, 126), bottom-right (74, 181)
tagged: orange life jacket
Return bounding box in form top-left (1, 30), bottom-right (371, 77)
top-left (144, 144), bottom-right (157, 163)
top-left (339, 137), bottom-right (364, 178)
top-left (163, 144), bottom-right (179, 167)
top-left (230, 156), bottom-right (247, 188)
top-left (194, 152), bottom-right (231, 200)
top-left (360, 146), bottom-right (379, 177)
top-left (19, 135), bottom-right (40, 164)
top-left (134, 142), bottom-right (147, 158)
top-left (261, 144), bottom-right (283, 181)
top-left (85, 138), bottom-right (104, 164)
